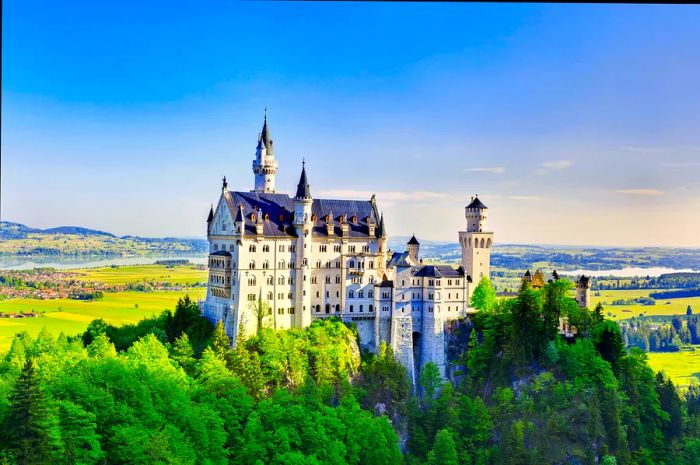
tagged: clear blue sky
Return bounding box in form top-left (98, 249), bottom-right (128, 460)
top-left (3, 2), bottom-right (700, 246)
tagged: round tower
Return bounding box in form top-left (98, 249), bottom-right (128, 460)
top-left (459, 195), bottom-right (494, 301)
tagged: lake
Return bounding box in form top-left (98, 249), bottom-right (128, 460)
top-left (560, 266), bottom-right (696, 278)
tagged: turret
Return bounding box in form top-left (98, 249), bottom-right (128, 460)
top-left (207, 204), bottom-right (214, 235)
top-left (407, 235), bottom-right (420, 262)
top-left (575, 275), bottom-right (591, 308)
top-left (252, 111), bottom-right (278, 193)
top-left (293, 161), bottom-right (313, 329)
top-left (465, 195), bottom-right (488, 232)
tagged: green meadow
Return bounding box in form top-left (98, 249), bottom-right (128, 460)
top-left (0, 264), bottom-right (208, 351)
top-left (591, 289), bottom-right (700, 320)
top-left (647, 347), bottom-right (700, 389)
top-left (72, 264), bottom-right (207, 285)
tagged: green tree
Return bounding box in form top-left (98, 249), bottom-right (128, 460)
top-left (419, 362), bottom-right (442, 401)
top-left (210, 321), bottom-right (231, 361)
top-left (1, 359), bottom-right (61, 465)
top-left (471, 277), bottom-right (497, 312)
top-left (171, 333), bottom-right (196, 375)
top-left (427, 429), bottom-right (458, 465)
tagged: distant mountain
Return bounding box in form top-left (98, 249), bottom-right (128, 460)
top-left (0, 221), bottom-right (208, 257)
top-left (42, 226), bottom-right (115, 237)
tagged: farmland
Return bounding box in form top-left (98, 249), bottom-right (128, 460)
top-left (0, 264), bottom-right (208, 351)
top-left (591, 289), bottom-right (700, 321)
top-left (647, 347), bottom-right (700, 389)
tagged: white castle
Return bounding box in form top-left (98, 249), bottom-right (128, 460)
top-left (201, 114), bottom-right (493, 382)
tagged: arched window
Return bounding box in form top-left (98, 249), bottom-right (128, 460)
top-left (288, 276), bottom-right (294, 285)
top-left (249, 244), bottom-right (256, 252)
top-left (369, 304), bottom-right (373, 312)
top-left (316, 260), bottom-right (322, 268)
top-left (262, 244), bottom-right (269, 252)
top-left (278, 260), bottom-right (285, 269)
top-left (325, 304), bottom-right (330, 314)
top-left (277, 276), bottom-right (283, 285)
top-left (267, 291), bottom-right (273, 300)
top-left (368, 260), bottom-right (374, 269)
top-left (349, 260), bottom-right (355, 268)
top-left (267, 276), bottom-right (273, 285)
top-left (349, 305), bottom-right (354, 313)
top-left (359, 305), bottom-right (364, 312)
top-left (486, 238), bottom-right (492, 248)
top-left (263, 261), bottom-right (269, 269)
top-left (326, 276), bottom-right (331, 284)
top-left (335, 304), bottom-right (340, 312)
top-left (249, 261), bottom-right (255, 269)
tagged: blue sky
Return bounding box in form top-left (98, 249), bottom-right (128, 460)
top-left (3, 2), bottom-right (700, 246)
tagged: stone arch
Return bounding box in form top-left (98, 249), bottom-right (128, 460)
top-left (480, 238), bottom-right (485, 248)
top-left (486, 238), bottom-right (492, 248)
top-left (467, 237), bottom-right (472, 247)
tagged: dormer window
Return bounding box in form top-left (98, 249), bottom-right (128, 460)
top-left (264, 213), bottom-right (270, 220)
top-left (311, 214), bottom-right (317, 222)
top-left (278, 214), bottom-right (284, 222)
top-left (351, 215), bottom-right (357, 224)
top-left (250, 213), bottom-right (256, 221)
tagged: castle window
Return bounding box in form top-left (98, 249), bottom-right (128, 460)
top-left (429, 280), bottom-right (434, 286)
top-left (383, 306), bottom-right (389, 312)
top-left (302, 258), bottom-right (307, 266)
top-left (363, 245), bottom-right (369, 253)
top-left (264, 213), bottom-right (269, 220)
top-left (358, 290), bottom-right (364, 298)
top-left (369, 304), bottom-right (373, 312)
top-left (267, 276), bottom-right (273, 285)
top-left (278, 260), bottom-right (285, 269)
top-left (214, 244), bottom-right (219, 251)
top-left (279, 245), bottom-right (284, 252)
top-left (349, 260), bottom-right (355, 268)
top-left (326, 261), bottom-right (331, 269)
top-left (278, 292), bottom-right (283, 299)
top-left (263, 261), bottom-right (269, 269)
top-left (248, 277), bottom-right (256, 286)
top-left (278, 276), bottom-right (284, 285)
top-left (288, 277), bottom-right (294, 285)
top-left (229, 244), bottom-right (234, 251)
top-left (335, 261), bottom-right (340, 268)
top-left (278, 308), bottom-right (284, 315)
top-left (326, 276), bottom-right (331, 284)
top-left (316, 260), bottom-right (322, 268)
top-left (249, 261), bottom-right (255, 269)
top-left (249, 244), bottom-right (256, 252)
top-left (288, 292), bottom-right (293, 299)
top-left (320, 245), bottom-right (327, 252)
top-left (382, 292), bottom-right (389, 299)
top-left (248, 294), bottom-right (256, 301)
top-left (325, 304), bottom-right (330, 314)
top-left (267, 291), bottom-right (273, 300)
top-left (336, 276), bottom-right (341, 284)
top-left (368, 276), bottom-right (374, 284)
top-left (429, 306), bottom-right (433, 312)
top-left (334, 245), bottom-right (341, 253)
top-left (335, 304), bottom-right (340, 312)
top-left (278, 214), bottom-right (284, 222)
top-left (359, 305), bottom-right (363, 312)
top-left (429, 293), bottom-right (434, 299)
top-left (456, 280), bottom-right (460, 286)
top-left (349, 290), bottom-right (355, 298)
top-left (368, 260), bottom-right (374, 269)
top-left (290, 245), bottom-right (296, 252)
top-left (311, 276), bottom-right (317, 284)
top-left (349, 305), bottom-right (354, 313)
top-left (348, 246), bottom-right (356, 253)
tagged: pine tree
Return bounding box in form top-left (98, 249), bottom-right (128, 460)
top-left (171, 332), bottom-right (196, 374)
top-left (2, 359), bottom-right (59, 465)
top-left (211, 320), bottom-right (231, 361)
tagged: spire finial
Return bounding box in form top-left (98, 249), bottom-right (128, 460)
top-left (222, 175), bottom-right (227, 191)
top-left (264, 107), bottom-right (267, 121)
top-left (302, 157), bottom-right (305, 168)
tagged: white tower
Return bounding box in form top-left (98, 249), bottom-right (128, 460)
top-left (458, 196), bottom-right (494, 300)
top-left (252, 112), bottom-right (278, 193)
top-left (293, 161), bottom-right (313, 328)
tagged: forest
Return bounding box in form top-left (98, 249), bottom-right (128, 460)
top-left (0, 280), bottom-right (699, 465)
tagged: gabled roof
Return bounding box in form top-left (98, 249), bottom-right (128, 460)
top-left (222, 191), bottom-right (380, 238)
top-left (207, 205), bottom-right (214, 223)
top-left (408, 235), bottom-right (420, 245)
top-left (388, 251), bottom-right (418, 268)
top-left (466, 196), bottom-right (488, 209)
top-left (412, 265), bottom-right (465, 278)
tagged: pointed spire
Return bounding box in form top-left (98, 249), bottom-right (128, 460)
top-left (207, 204), bottom-right (214, 223)
top-left (235, 204), bottom-right (244, 223)
top-left (259, 109), bottom-right (272, 152)
top-left (378, 212), bottom-right (386, 237)
top-left (295, 160), bottom-right (312, 199)
top-left (408, 234), bottom-right (419, 245)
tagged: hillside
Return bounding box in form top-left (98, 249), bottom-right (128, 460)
top-left (0, 221), bottom-right (208, 257)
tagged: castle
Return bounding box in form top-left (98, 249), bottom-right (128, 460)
top-left (201, 114), bottom-right (493, 382)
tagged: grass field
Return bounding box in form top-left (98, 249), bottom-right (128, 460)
top-left (591, 289), bottom-right (700, 321)
top-left (647, 347), bottom-right (700, 389)
top-left (72, 264), bottom-right (207, 285)
top-left (0, 288), bottom-right (206, 352)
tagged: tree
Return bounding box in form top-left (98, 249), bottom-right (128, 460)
top-left (419, 362), bottom-right (442, 401)
top-left (211, 321), bottom-right (231, 361)
top-left (542, 278), bottom-right (574, 340)
top-left (510, 280), bottom-right (545, 366)
top-left (171, 333), bottom-right (196, 375)
top-left (1, 359), bottom-right (61, 465)
top-left (593, 302), bottom-right (605, 324)
top-left (592, 320), bottom-right (626, 375)
top-left (471, 277), bottom-right (497, 312)
top-left (427, 429), bottom-right (458, 465)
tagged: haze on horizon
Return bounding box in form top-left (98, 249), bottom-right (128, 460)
top-left (2, 2), bottom-right (699, 247)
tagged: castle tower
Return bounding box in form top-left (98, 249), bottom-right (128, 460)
top-left (407, 235), bottom-right (420, 262)
top-left (458, 196), bottom-right (494, 300)
top-left (575, 275), bottom-right (591, 308)
top-left (252, 112), bottom-right (278, 193)
top-left (293, 161), bottom-right (313, 328)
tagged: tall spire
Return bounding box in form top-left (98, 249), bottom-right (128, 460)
top-left (207, 204), bottom-right (214, 223)
top-left (295, 160), bottom-right (312, 199)
top-left (252, 110), bottom-right (278, 193)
